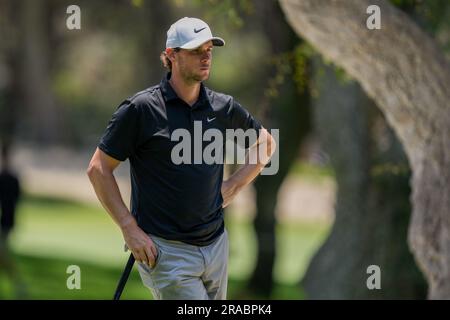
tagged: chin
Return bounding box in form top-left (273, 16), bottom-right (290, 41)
top-left (194, 72), bottom-right (209, 82)
top-left (200, 70), bottom-right (210, 80)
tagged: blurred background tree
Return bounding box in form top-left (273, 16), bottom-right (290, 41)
top-left (302, 60), bottom-right (426, 298)
top-left (279, 0), bottom-right (450, 298)
top-left (244, 0), bottom-right (311, 298)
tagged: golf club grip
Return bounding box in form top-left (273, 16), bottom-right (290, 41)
top-left (113, 253), bottom-right (135, 300)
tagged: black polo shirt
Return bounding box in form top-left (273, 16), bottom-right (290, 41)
top-left (99, 73), bottom-right (262, 246)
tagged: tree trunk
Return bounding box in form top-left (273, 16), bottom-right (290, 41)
top-left (302, 61), bottom-right (426, 299)
top-left (246, 0), bottom-right (311, 297)
top-left (302, 62), bottom-right (370, 299)
top-left (19, 0), bottom-right (63, 144)
top-left (139, 0), bottom-right (175, 85)
top-left (0, 1), bottom-right (21, 150)
top-left (279, 0), bottom-right (450, 299)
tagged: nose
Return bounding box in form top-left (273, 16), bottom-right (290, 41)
top-left (201, 51), bottom-right (211, 62)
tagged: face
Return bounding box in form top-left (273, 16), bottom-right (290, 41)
top-left (168, 41), bottom-right (213, 84)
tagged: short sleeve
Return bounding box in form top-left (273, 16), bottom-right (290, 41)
top-left (98, 101), bottom-right (141, 161)
top-left (228, 99), bottom-right (262, 132)
top-left (227, 98), bottom-right (263, 148)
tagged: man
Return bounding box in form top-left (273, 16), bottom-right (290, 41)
top-left (0, 145), bottom-right (21, 243)
top-left (0, 144), bottom-right (27, 298)
top-left (87, 17), bottom-right (276, 300)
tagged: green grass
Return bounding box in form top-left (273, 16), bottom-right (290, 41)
top-left (0, 194), bottom-right (330, 299)
top-left (290, 162), bottom-right (334, 182)
top-left (0, 253), bottom-right (148, 299)
top-left (226, 217), bottom-right (330, 285)
top-left (0, 252), bottom-right (306, 300)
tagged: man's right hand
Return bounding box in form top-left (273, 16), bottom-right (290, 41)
top-left (87, 148), bottom-right (159, 267)
top-left (121, 219), bottom-right (158, 267)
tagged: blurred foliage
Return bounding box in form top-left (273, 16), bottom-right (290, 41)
top-left (390, 0), bottom-right (450, 35)
top-left (263, 43), bottom-right (313, 99)
top-left (49, 0), bottom-right (274, 147)
top-left (371, 163), bottom-right (410, 178)
top-left (290, 161), bottom-right (334, 182)
top-left (1, 0), bottom-right (449, 147)
top-left (191, 0), bottom-right (254, 28)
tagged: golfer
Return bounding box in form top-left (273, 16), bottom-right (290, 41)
top-left (87, 17), bottom-right (276, 300)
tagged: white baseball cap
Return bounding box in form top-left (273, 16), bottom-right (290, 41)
top-left (166, 17), bottom-right (225, 49)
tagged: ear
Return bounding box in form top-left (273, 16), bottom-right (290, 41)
top-left (166, 48), bottom-right (177, 64)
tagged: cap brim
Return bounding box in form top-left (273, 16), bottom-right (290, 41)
top-left (180, 36), bottom-right (225, 49)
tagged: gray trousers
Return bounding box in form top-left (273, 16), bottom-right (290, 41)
top-left (136, 229), bottom-right (229, 300)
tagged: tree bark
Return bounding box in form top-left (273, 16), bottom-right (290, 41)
top-left (279, 0), bottom-right (450, 298)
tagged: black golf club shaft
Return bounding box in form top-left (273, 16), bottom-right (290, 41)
top-left (113, 253), bottom-right (135, 300)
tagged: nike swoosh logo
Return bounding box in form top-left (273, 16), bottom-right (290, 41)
top-left (194, 27), bottom-right (206, 33)
top-left (207, 116), bottom-right (216, 122)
